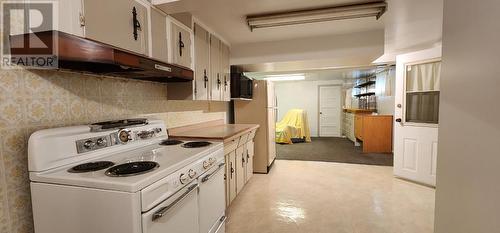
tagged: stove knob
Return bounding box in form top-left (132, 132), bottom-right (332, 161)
top-left (96, 138), bottom-right (107, 147)
top-left (203, 161), bottom-right (210, 169)
top-left (209, 158), bottom-right (216, 165)
top-left (83, 140), bottom-right (95, 149)
top-left (179, 173), bottom-right (189, 184)
top-left (118, 129), bottom-right (132, 144)
top-left (188, 169), bottom-right (197, 178)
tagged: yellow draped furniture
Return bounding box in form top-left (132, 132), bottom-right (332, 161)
top-left (275, 109), bottom-right (312, 144)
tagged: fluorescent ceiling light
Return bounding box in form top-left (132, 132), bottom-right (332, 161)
top-left (151, 0), bottom-right (180, 5)
top-left (264, 74), bottom-right (305, 81)
top-left (246, 1), bottom-right (387, 31)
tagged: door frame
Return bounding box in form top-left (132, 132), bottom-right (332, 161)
top-left (317, 84), bottom-right (342, 137)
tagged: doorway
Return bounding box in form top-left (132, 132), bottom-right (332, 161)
top-left (318, 85), bottom-right (342, 137)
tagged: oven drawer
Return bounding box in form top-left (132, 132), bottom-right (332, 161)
top-left (142, 181), bottom-right (199, 233)
top-left (198, 162), bottom-right (226, 233)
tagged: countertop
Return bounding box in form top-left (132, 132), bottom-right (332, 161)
top-left (343, 108), bottom-right (377, 114)
top-left (169, 124), bottom-right (259, 142)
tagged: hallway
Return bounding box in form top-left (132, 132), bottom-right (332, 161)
top-left (226, 160), bottom-right (435, 233)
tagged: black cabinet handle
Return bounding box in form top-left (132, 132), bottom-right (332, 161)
top-left (179, 32), bottom-right (184, 57)
top-left (217, 74), bottom-right (221, 90)
top-left (396, 118), bottom-right (402, 122)
top-left (224, 76), bottom-right (228, 90)
top-left (204, 69), bottom-right (208, 88)
top-left (132, 7), bottom-right (141, 41)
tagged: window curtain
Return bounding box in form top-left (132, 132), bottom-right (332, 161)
top-left (375, 67), bottom-right (395, 97)
top-left (406, 62), bottom-right (441, 91)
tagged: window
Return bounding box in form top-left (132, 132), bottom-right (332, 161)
top-left (405, 61), bottom-right (441, 124)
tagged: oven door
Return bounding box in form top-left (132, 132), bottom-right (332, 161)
top-left (198, 162), bottom-right (226, 233)
top-left (142, 181), bottom-right (199, 233)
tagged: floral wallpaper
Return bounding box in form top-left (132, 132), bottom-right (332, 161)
top-left (0, 68), bottom-right (228, 233)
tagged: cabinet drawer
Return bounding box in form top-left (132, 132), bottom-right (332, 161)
top-left (223, 137), bottom-right (239, 155)
top-left (247, 130), bottom-right (256, 142)
top-left (238, 133), bottom-right (248, 147)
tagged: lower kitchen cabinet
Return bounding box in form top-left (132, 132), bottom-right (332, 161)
top-left (245, 140), bottom-right (254, 183)
top-left (224, 130), bottom-right (256, 207)
top-left (235, 145), bottom-right (245, 195)
top-left (225, 151), bottom-right (236, 205)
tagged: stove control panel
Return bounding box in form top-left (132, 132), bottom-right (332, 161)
top-left (76, 127), bottom-right (163, 154)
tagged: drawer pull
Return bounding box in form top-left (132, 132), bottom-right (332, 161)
top-left (152, 183), bottom-right (198, 221)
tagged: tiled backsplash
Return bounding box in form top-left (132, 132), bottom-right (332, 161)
top-left (0, 69), bottom-right (228, 233)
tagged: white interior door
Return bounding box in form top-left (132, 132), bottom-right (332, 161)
top-left (319, 85), bottom-right (341, 137)
top-left (394, 47), bottom-right (441, 187)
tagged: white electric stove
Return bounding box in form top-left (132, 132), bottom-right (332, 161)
top-left (28, 119), bottom-right (226, 233)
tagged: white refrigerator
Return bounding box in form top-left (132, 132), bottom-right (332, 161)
top-left (234, 80), bottom-right (276, 173)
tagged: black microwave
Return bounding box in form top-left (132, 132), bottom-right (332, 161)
top-left (231, 66), bottom-right (253, 99)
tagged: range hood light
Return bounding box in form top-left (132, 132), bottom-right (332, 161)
top-left (246, 1), bottom-right (387, 31)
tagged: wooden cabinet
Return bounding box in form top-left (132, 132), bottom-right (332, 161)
top-left (245, 140), bottom-right (254, 183)
top-left (193, 23), bottom-right (230, 101)
top-left (225, 151), bottom-right (236, 206)
top-left (224, 131), bottom-right (256, 207)
top-left (354, 114), bottom-right (364, 140)
top-left (83, 0), bottom-right (149, 55)
top-left (355, 114), bottom-right (393, 153)
top-left (167, 17), bottom-right (193, 69)
top-left (194, 23), bottom-right (211, 100)
top-left (150, 8), bottom-right (168, 62)
top-left (210, 36), bottom-right (222, 100)
top-left (220, 43), bottom-right (231, 101)
top-left (235, 145), bottom-right (245, 194)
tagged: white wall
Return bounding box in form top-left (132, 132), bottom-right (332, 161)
top-left (231, 30), bottom-right (384, 71)
top-left (375, 67), bottom-right (396, 115)
top-left (375, 0), bottom-right (444, 63)
top-left (275, 79), bottom-right (343, 137)
top-left (434, 0), bottom-right (500, 232)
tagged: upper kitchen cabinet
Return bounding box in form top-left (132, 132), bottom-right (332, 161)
top-left (194, 23), bottom-right (211, 100)
top-left (220, 42), bottom-right (231, 101)
top-left (150, 7), bottom-right (168, 62)
top-left (83, 0), bottom-right (149, 55)
top-left (167, 17), bottom-right (193, 69)
top-left (210, 35), bottom-right (222, 101)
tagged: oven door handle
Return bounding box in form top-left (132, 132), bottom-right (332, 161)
top-left (214, 215), bottom-right (226, 233)
top-left (152, 183), bottom-right (198, 221)
top-left (201, 162), bottom-right (225, 183)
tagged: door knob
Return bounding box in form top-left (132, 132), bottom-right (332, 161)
top-left (395, 118), bottom-right (402, 122)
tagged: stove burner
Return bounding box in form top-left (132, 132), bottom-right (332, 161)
top-left (159, 139), bottom-right (184, 146)
top-left (68, 161), bottom-right (115, 173)
top-left (182, 141), bottom-right (212, 148)
top-left (89, 118), bottom-right (148, 132)
top-left (105, 161), bottom-right (159, 177)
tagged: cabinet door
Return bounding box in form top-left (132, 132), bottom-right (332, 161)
top-left (227, 151), bottom-right (237, 204)
top-left (355, 114), bottom-right (363, 140)
top-left (245, 141), bottom-right (254, 183)
top-left (83, 0), bottom-right (149, 55)
top-left (210, 35), bottom-right (221, 100)
top-left (194, 23), bottom-right (210, 100)
top-left (220, 42), bottom-right (231, 101)
top-left (169, 18), bottom-right (192, 68)
top-left (150, 8), bottom-right (168, 62)
top-left (235, 145), bottom-right (245, 195)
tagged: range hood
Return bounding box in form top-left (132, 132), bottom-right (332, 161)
top-left (9, 30), bottom-right (193, 82)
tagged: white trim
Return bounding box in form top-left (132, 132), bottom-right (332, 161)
top-left (192, 16), bottom-right (230, 47)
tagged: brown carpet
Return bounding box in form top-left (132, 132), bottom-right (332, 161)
top-left (276, 137), bottom-right (393, 166)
